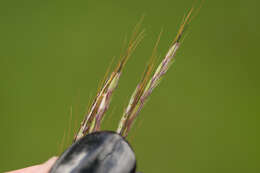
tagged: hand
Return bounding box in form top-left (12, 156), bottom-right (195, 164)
top-left (7, 157), bottom-right (58, 173)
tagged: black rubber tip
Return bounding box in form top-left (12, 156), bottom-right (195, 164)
top-left (49, 131), bottom-right (136, 173)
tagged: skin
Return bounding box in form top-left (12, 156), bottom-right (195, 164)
top-left (7, 157), bottom-right (58, 173)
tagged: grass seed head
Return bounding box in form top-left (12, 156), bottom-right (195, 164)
top-left (74, 20), bottom-right (145, 142)
top-left (117, 9), bottom-right (194, 137)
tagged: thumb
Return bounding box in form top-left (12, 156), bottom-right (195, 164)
top-left (7, 156), bottom-right (58, 173)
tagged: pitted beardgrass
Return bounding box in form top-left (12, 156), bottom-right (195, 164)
top-left (74, 7), bottom-right (196, 141)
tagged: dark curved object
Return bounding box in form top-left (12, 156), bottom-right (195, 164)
top-left (49, 131), bottom-right (136, 173)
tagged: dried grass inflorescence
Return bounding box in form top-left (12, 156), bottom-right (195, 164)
top-left (74, 8), bottom-right (194, 141)
top-left (117, 9), bottom-right (194, 137)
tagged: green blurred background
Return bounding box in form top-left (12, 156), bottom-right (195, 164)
top-left (0, 0), bottom-right (259, 172)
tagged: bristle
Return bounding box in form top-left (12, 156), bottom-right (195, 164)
top-left (65, 106), bottom-right (73, 147)
top-left (172, 8), bottom-right (193, 45)
top-left (97, 56), bottom-right (115, 94)
top-left (58, 130), bottom-right (66, 155)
